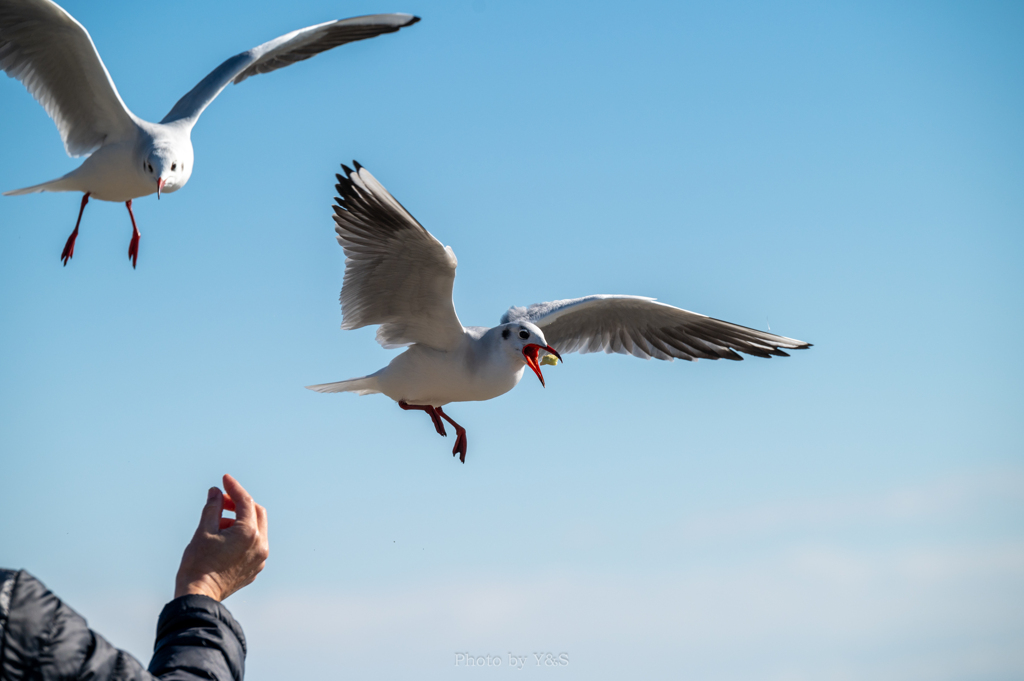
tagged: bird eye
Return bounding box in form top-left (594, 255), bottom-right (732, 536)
top-left (147, 163), bottom-right (153, 173)
top-left (171, 163), bottom-right (176, 171)
top-left (518, 329), bottom-right (530, 340)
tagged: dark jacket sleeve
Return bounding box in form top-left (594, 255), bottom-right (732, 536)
top-left (148, 595), bottom-right (246, 681)
top-left (0, 569), bottom-right (245, 681)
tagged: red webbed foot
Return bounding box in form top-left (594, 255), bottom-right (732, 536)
top-left (436, 407), bottom-right (468, 463)
top-left (127, 232), bottom-right (140, 268)
top-left (61, 228), bottom-right (79, 266)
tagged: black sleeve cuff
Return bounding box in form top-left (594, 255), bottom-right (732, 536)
top-left (149, 595), bottom-right (246, 681)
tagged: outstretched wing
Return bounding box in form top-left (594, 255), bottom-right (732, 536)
top-left (333, 162), bottom-right (464, 351)
top-left (161, 14), bottom-right (419, 125)
top-left (502, 295), bottom-right (811, 361)
top-left (0, 0), bottom-right (138, 156)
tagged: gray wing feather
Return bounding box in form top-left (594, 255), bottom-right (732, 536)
top-left (0, 0), bottom-right (138, 156)
top-left (503, 295), bottom-right (811, 361)
top-left (333, 162), bottom-right (464, 352)
top-left (161, 14), bottom-right (419, 125)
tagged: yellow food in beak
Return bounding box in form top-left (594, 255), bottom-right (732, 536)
top-left (541, 354), bottom-right (559, 366)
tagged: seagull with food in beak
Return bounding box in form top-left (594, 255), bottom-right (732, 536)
top-left (307, 162), bottom-right (812, 463)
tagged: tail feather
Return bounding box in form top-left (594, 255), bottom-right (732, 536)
top-left (4, 177), bottom-right (76, 196)
top-left (306, 375), bottom-right (381, 396)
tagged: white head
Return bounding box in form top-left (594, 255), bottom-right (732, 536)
top-left (496, 321), bottom-right (563, 387)
top-left (141, 142), bottom-right (193, 199)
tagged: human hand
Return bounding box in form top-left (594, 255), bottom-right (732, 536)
top-left (174, 474), bottom-right (269, 602)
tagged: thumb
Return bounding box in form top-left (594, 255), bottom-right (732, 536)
top-left (199, 487), bottom-right (223, 534)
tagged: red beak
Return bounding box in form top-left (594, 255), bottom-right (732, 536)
top-left (522, 344), bottom-right (563, 387)
top-left (156, 177), bottom-right (165, 199)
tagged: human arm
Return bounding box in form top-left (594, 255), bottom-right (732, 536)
top-left (0, 474), bottom-right (267, 681)
top-left (0, 568), bottom-right (245, 681)
top-left (149, 474), bottom-right (270, 678)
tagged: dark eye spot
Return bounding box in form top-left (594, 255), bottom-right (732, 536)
top-left (501, 328), bottom-right (510, 340)
top-left (147, 163), bottom-right (153, 173)
top-left (171, 163), bottom-right (176, 171)
top-left (518, 329), bottom-right (530, 340)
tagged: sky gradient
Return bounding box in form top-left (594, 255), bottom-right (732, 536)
top-left (1, 1), bottom-right (1022, 679)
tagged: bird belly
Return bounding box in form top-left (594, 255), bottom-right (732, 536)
top-left (69, 144), bottom-right (157, 202)
top-left (375, 347), bottom-right (523, 406)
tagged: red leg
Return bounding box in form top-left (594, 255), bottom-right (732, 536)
top-left (125, 199), bottom-right (141, 268)
top-left (61, 192), bottom-right (90, 266)
top-left (398, 400), bottom-right (446, 437)
top-left (435, 407), bottom-right (467, 463)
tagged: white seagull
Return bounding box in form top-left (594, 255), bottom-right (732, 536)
top-left (308, 163), bottom-right (812, 462)
top-left (0, 0), bottom-right (419, 267)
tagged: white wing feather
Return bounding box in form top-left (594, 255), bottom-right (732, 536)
top-left (161, 14), bottom-right (419, 125)
top-left (503, 295), bottom-right (811, 361)
top-left (0, 0), bottom-right (138, 156)
top-left (333, 162), bottom-right (464, 352)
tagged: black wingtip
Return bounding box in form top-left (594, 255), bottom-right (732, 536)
top-left (352, 160), bottom-right (364, 171)
top-left (408, 16), bottom-right (422, 25)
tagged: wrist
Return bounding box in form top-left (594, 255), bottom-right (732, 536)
top-left (174, 574), bottom-right (222, 601)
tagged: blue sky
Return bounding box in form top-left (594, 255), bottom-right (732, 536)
top-left (1, 1), bottom-right (1022, 679)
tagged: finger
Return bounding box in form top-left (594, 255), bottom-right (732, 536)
top-left (223, 474), bottom-right (255, 524)
top-left (199, 487), bottom-right (223, 534)
top-left (256, 505), bottom-right (269, 560)
top-left (219, 517), bottom-right (236, 530)
top-left (255, 503), bottom-right (268, 541)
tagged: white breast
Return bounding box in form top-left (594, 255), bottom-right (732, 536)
top-left (65, 142), bottom-right (154, 202)
top-left (374, 340), bottom-right (525, 407)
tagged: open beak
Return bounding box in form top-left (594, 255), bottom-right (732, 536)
top-left (156, 177), bottom-right (165, 199)
top-left (522, 344), bottom-right (563, 387)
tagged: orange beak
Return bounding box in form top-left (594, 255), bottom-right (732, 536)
top-left (156, 177), bottom-right (165, 199)
top-left (522, 344), bottom-right (563, 387)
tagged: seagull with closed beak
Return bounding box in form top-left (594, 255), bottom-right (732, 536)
top-left (0, 0), bottom-right (419, 267)
top-left (308, 163), bottom-right (812, 463)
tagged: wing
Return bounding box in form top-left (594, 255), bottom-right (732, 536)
top-left (0, 0), bottom-right (138, 156)
top-left (502, 295), bottom-right (811, 361)
top-left (333, 162), bottom-right (464, 351)
top-left (161, 14), bottom-right (419, 125)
